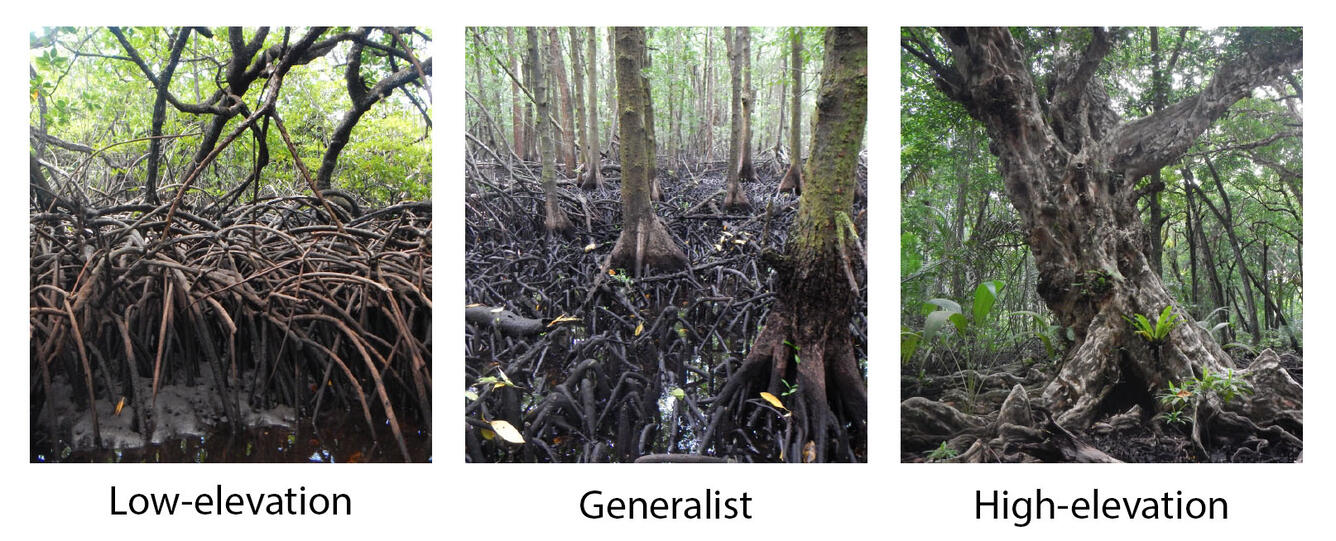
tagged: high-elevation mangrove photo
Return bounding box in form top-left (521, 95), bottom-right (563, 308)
top-left (30, 27), bottom-right (433, 462)
top-left (901, 27), bottom-right (1302, 463)
top-left (465, 27), bottom-right (867, 462)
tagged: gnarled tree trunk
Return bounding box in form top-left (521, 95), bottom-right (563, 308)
top-left (902, 27), bottom-right (1302, 460)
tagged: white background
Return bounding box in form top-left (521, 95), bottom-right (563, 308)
top-left (2, 2), bottom-right (1326, 539)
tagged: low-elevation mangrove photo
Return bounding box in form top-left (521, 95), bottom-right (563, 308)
top-left (900, 27), bottom-right (1301, 463)
top-left (30, 26), bottom-right (433, 462)
top-left (465, 27), bottom-right (867, 462)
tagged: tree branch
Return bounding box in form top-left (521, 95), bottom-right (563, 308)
top-left (1108, 36), bottom-right (1301, 180)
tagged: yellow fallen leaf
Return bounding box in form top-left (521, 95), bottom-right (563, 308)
top-left (466, 303), bottom-right (483, 308)
top-left (634, 321), bottom-right (644, 336)
top-left (802, 440), bottom-right (816, 463)
top-left (584, 243), bottom-right (597, 252)
top-left (490, 419), bottom-right (526, 444)
top-left (480, 429), bottom-right (496, 440)
top-left (759, 392), bottom-right (787, 411)
top-left (114, 396), bottom-right (125, 416)
top-left (548, 314), bottom-right (582, 327)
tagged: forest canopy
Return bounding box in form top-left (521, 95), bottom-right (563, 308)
top-left (30, 26), bottom-right (432, 206)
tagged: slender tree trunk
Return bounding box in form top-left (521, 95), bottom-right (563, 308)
top-left (1184, 173), bottom-right (1200, 307)
top-left (722, 27), bottom-right (750, 209)
top-left (641, 29), bottom-right (664, 202)
top-left (606, 27), bottom-right (618, 152)
top-left (581, 27), bottom-right (604, 189)
top-left (1195, 157), bottom-right (1261, 343)
top-left (471, 30), bottom-right (488, 148)
top-left (609, 27), bottom-right (686, 275)
top-left (780, 27), bottom-right (804, 193)
top-left (703, 28), bottom-right (714, 165)
top-left (706, 27), bottom-right (868, 463)
top-left (738, 26), bottom-right (755, 183)
top-left (547, 28), bottom-right (577, 175)
top-left (776, 51), bottom-right (787, 156)
top-left (527, 27), bottom-right (572, 234)
top-left (569, 28), bottom-right (589, 181)
top-left (506, 28), bottom-right (525, 163)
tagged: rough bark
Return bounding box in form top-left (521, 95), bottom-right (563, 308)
top-left (706, 27), bottom-right (867, 463)
top-left (527, 27), bottom-right (572, 235)
top-left (608, 27), bottom-right (687, 275)
top-left (903, 27), bottom-right (1302, 459)
top-left (722, 27), bottom-right (750, 209)
top-left (779, 27), bottom-right (804, 194)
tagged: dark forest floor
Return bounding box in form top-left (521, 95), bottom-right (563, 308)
top-left (465, 155), bottom-right (868, 462)
top-left (901, 345), bottom-right (1303, 463)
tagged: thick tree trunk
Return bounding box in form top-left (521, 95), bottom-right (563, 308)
top-left (722, 27), bottom-right (750, 209)
top-left (609, 27), bottom-right (686, 275)
top-left (903, 27), bottom-right (1302, 459)
top-left (706, 27), bottom-right (867, 463)
top-left (527, 28), bottom-right (572, 235)
top-left (779, 27), bottom-right (804, 194)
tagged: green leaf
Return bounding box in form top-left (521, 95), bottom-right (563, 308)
top-left (923, 298), bottom-right (961, 315)
top-left (924, 310), bottom-right (954, 343)
top-left (948, 312), bottom-right (968, 334)
top-left (901, 328), bottom-right (921, 364)
top-left (972, 280), bottom-right (1004, 323)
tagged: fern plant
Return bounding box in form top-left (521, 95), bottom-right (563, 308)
top-left (1124, 305), bottom-right (1180, 344)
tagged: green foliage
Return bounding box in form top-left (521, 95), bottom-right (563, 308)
top-left (1156, 367), bottom-right (1254, 428)
top-left (924, 441), bottom-right (958, 461)
top-left (30, 27), bottom-right (431, 204)
top-left (1124, 305), bottom-right (1181, 344)
top-left (903, 280), bottom-right (1008, 365)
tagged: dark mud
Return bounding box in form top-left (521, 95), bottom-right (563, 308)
top-left (465, 157), bottom-right (868, 462)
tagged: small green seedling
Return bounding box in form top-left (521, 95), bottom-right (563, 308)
top-left (924, 441), bottom-right (958, 461)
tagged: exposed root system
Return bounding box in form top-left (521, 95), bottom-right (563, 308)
top-left (465, 158), bottom-right (867, 462)
top-left (31, 197), bottom-right (432, 462)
